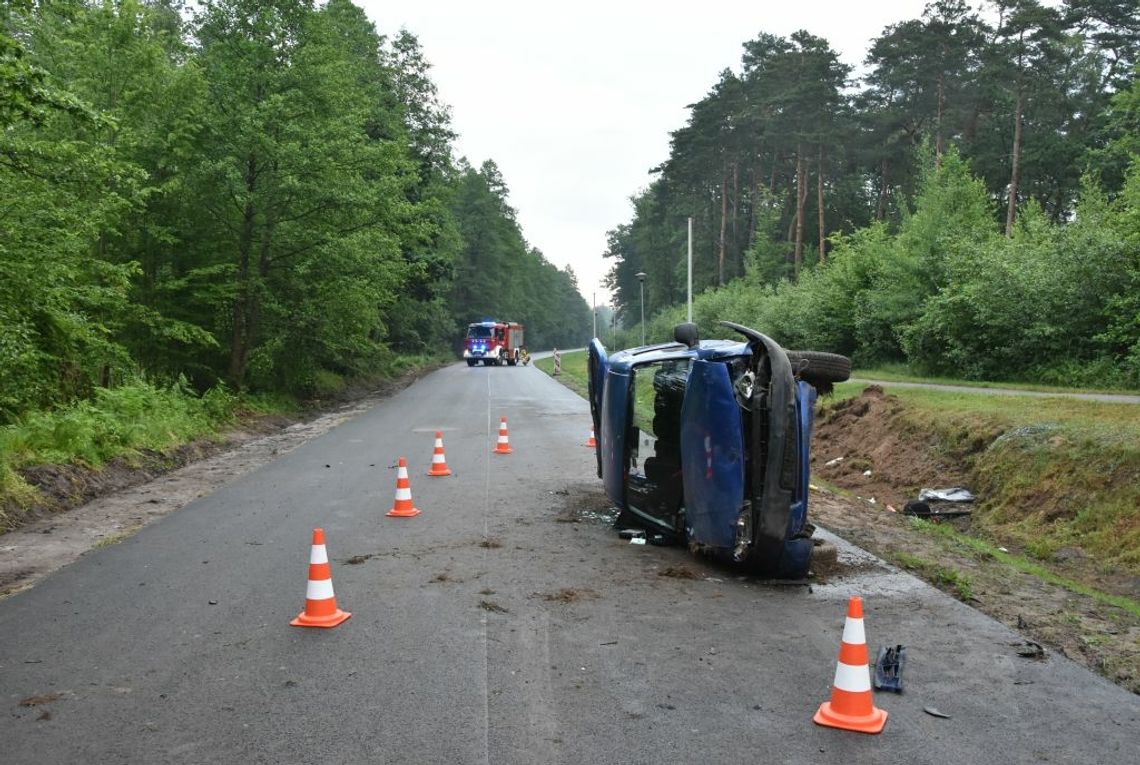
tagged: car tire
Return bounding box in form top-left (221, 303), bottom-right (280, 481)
top-left (467, 359), bottom-right (476, 367)
top-left (784, 350), bottom-right (851, 384)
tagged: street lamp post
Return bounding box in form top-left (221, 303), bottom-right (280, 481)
top-left (635, 271), bottom-right (647, 346)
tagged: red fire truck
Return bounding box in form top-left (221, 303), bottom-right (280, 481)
top-left (463, 321), bottom-right (525, 366)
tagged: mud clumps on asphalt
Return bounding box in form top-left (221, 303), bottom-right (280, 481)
top-left (479, 600), bottom-right (508, 613)
top-left (543, 588), bottom-right (599, 603)
top-left (550, 483), bottom-right (618, 525)
top-left (812, 385), bottom-right (970, 510)
top-left (658, 565), bottom-right (700, 580)
top-left (19, 693), bottom-right (64, 707)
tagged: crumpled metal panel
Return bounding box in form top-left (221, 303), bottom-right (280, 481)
top-left (680, 360), bottom-right (744, 550)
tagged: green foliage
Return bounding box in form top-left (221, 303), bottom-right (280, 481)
top-left (603, 4), bottom-right (1140, 388)
top-left (448, 161), bottom-right (591, 350)
top-left (615, 147), bottom-right (1140, 392)
top-left (0, 380), bottom-right (236, 470)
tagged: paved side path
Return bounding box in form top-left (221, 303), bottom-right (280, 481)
top-left (851, 378), bottom-right (1140, 404)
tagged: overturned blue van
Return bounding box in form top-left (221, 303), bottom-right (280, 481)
top-left (587, 322), bottom-right (850, 578)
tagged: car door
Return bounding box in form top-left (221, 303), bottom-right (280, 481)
top-left (679, 359), bottom-right (745, 551)
top-left (587, 339), bottom-right (608, 478)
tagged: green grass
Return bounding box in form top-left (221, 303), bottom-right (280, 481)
top-left (0, 354), bottom-right (441, 531)
top-left (535, 351), bottom-right (589, 400)
top-left (831, 380), bottom-right (1140, 576)
top-left (892, 551), bottom-right (975, 601)
top-left (853, 364), bottom-right (1140, 396)
top-left (906, 517), bottom-right (1140, 619)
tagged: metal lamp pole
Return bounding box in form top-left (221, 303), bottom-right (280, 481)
top-left (636, 271), bottom-right (647, 346)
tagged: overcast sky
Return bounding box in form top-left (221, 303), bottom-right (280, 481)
top-left (358, 0), bottom-right (940, 304)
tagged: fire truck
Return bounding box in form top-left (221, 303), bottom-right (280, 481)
top-left (463, 321), bottom-right (525, 366)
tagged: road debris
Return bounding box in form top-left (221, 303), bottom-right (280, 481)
top-left (479, 600), bottom-right (508, 613)
top-left (919, 487), bottom-right (975, 502)
top-left (903, 500), bottom-right (972, 520)
top-left (874, 645), bottom-right (906, 692)
top-left (1016, 640), bottom-right (1046, 659)
top-left (923, 706), bottom-right (952, 719)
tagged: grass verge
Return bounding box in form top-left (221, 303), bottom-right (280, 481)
top-left (832, 380), bottom-right (1140, 579)
top-left (905, 517), bottom-right (1140, 619)
top-left (853, 363), bottom-right (1140, 396)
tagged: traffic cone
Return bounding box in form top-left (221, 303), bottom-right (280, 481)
top-left (493, 416), bottom-right (512, 454)
top-left (585, 428), bottom-right (597, 448)
top-left (427, 431), bottom-right (452, 477)
top-left (814, 595), bottom-right (888, 734)
top-left (386, 457), bottom-right (421, 517)
top-left (291, 528), bottom-right (351, 628)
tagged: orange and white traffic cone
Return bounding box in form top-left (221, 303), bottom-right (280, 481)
top-left (386, 457), bottom-right (421, 517)
top-left (814, 595), bottom-right (888, 734)
top-left (427, 431), bottom-right (452, 477)
top-left (291, 528), bottom-right (351, 628)
top-left (493, 416), bottom-right (512, 455)
top-left (585, 428), bottom-right (597, 448)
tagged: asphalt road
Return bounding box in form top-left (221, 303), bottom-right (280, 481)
top-left (1, 363), bottom-right (1136, 764)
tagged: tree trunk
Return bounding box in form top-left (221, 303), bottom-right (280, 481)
top-left (718, 173), bottom-right (728, 286)
top-left (731, 162), bottom-right (739, 277)
top-left (1005, 86), bottom-right (1023, 237)
top-left (936, 68), bottom-right (946, 166)
top-left (877, 157), bottom-right (890, 221)
top-left (794, 146), bottom-right (806, 277)
top-left (749, 162), bottom-right (762, 246)
top-left (228, 156), bottom-right (258, 386)
top-left (817, 146), bottom-right (826, 264)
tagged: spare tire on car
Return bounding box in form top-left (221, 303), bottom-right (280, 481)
top-left (784, 350), bottom-right (851, 393)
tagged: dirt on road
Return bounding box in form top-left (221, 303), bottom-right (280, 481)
top-left (1, 381), bottom-right (1136, 695)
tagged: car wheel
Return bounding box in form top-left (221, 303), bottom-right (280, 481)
top-left (467, 359), bottom-right (477, 367)
top-left (784, 350), bottom-right (851, 386)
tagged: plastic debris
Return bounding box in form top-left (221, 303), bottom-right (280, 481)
top-left (923, 707), bottom-right (951, 719)
top-left (903, 500), bottom-right (972, 520)
top-left (824, 456), bottom-right (845, 467)
top-left (918, 487), bottom-right (975, 503)
top-left (874, 645), bottom-right (906, 693)
top-left (863, 469), bottom-right (872, 477)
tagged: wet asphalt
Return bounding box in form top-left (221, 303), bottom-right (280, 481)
top-left (1, 362), bottom-right (1136, 764)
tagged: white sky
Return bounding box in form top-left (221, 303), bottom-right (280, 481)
top-left (358, 0), bottom-right (940, 304)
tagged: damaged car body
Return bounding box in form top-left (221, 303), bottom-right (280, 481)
top-left (587, 322), bottom-right (850, 578)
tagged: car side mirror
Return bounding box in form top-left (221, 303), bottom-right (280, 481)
top-left (674, 322), bottom-right (699, 348)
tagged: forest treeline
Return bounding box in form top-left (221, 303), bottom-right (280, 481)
top-left (1, 0), bottom-right (591, 425)
top-left (605, 0), bottom-right (1140, 387)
